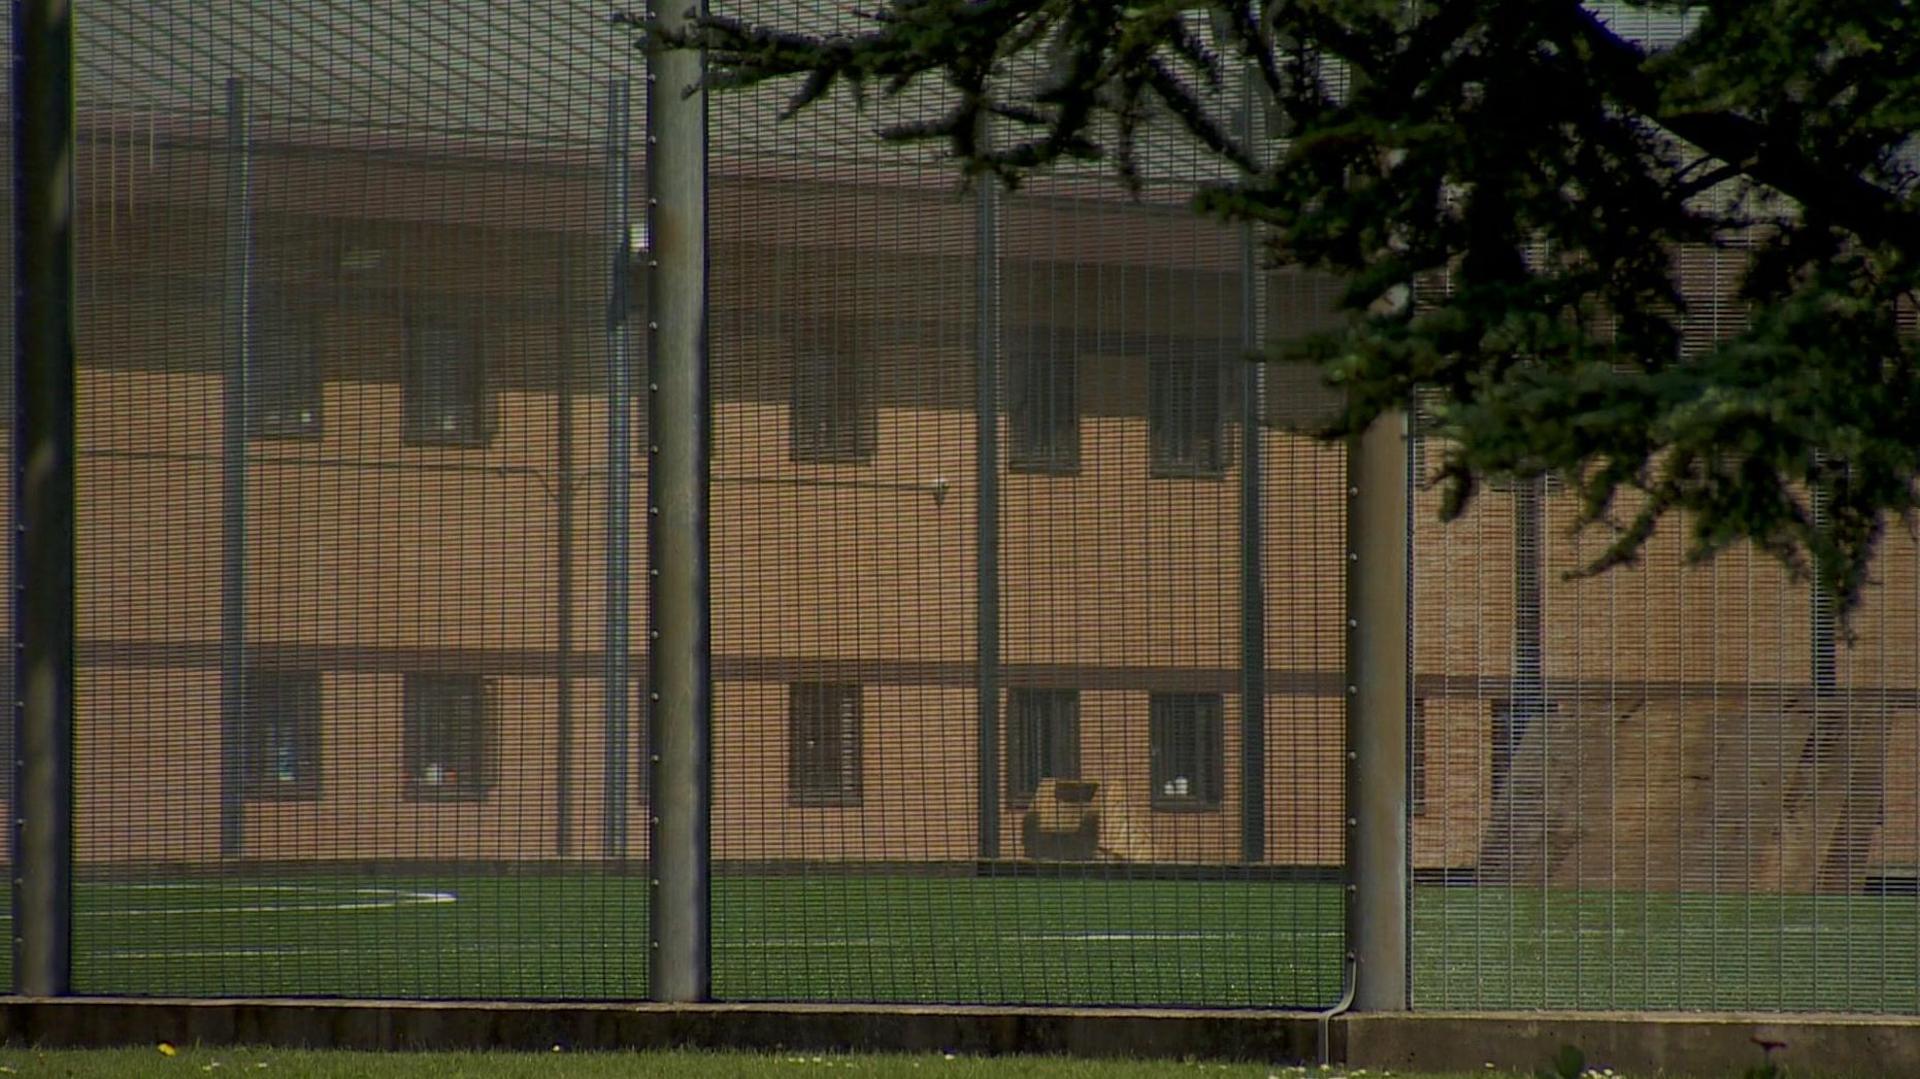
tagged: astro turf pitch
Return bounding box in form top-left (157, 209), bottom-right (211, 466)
top-left (21, 874), bottom-right (1920, 1011)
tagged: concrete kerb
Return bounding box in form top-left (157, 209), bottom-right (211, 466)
top-left (7, 1000), bottom-right (1920, 1074)
top-left (1345, 1010), bottom-right (1920, 1076)
top-left (0, 1000), bottom-right (1322, 1061)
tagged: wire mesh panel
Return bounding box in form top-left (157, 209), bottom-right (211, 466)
top-left (707, 2), bottom-right (1347, 1006)
top-left (1408, 241), bottom-right (1920, 1011)
top-left (71, 1), bottom-right (650, 997)
top-left (705, 0), bottom-right (983, 1000)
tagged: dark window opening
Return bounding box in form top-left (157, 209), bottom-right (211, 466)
top-left (790, 682), bottom-right (863, 806)
top-left (791, 336), bottom-right (874, 463)
top-left (404, 673), bottom-right (492, 801)
top-left (1009, 344), bottom-right (1080, 474)
top-left (1007, 689), bottom-right (1081, 805)
top-left (249, 293), bottom-right (324, 439)
top-left (1149, 351), bottom-right (1225, 476)
top-left (404, 315), bottom-right (490, 446)
top-left (1410, 698), bottom-right (1428, 818)
top-left (237, 669), bottom-right (323, 801)
top-left (1150, 692), bottom-right (1223, 811)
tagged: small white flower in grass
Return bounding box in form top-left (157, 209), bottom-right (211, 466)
top-left (943, 1054), bottom-right (957, 1061)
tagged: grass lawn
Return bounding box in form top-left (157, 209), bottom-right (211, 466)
top-left (1412, 885), bottom-right (1920, 1012)
top-left (0, 1048), bottom-right (1524, 1078)
top-left (18, 870), bottom-right (1919, 1013)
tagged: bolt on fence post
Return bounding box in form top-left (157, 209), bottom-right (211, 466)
top-left (645, 0), bottom-right (712, 1003)
top-left (12, 0), bottom-right (77, 997)
top-left (1348, 409), bottom-right (1411, 1011)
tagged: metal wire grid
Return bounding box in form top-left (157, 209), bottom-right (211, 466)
top-left (33, 0), bottom-right (1920, 1015)
top-left (70, 0), bottom-right (649, 997)
top-left (1408, 236), bottom-right (1920, 1011)
top-left (705, 1), bottom-right (1347, 1006)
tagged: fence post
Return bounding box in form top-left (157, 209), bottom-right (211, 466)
top-left (646, 0), bottom-right (712, 1002)
top-left (1237, 69), bottom-right (1267, 865)
top-left (11, 0), bottom-right (77, 997)
top-left (555, 242), bottom-right (576, 858)
top-left (975, 167), bottom-right (1001, 861)
top-left (1348, 409), bottom-right (1411, 1011)
top-left (219, 77), bottom-right (252, 858)
top-left (604, 77), bottom-right (635, 859)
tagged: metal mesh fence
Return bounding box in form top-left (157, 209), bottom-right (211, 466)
top-left (704, 1), bottom-right (1347, 1007)
top-left (1408, 239), bottom-right (1920, 1011)
top-left (45, 0), bottom-right (1351, 1007)
top-left (70, 0), bottom-right (649, 997)
top-left (31, 0), bottom-right (1920, 1018)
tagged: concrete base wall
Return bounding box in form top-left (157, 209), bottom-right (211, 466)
top-left (0, 999), bottom-right (1322, 1063)
top-left (9, 999), bottom-right (1920, 1076)
top-left (1346, 1011), bottom-right (1920, 1077)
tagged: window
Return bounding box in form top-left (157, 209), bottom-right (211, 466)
top-left (404, 314), bottom-right (490, 446)
top-left (1149, 350), bottom-right (1225, 476)
top-left (790, 335), bottom-right (874, 463)
top-left (1007, 689), bottom-right (1081, 805)
top-left (1008, 343), bottom-right (1079, 474)
top-left (1490, 696), bottom-right (1551, 800)
top-left (1261, 360), bottom-right (1341, 432)
top-left (1149, 693), bottom-right (1223, 811)
top-left (249, 293), bottom-right (323, 438)
top-left (790, 682), bottom-right (862, 806)
top-left (236, 669), bottom-right (322, 801)
top-left (404, 673), bottom-right (492, 801)
top-left (1410, 699), bottom-right (1428, 818)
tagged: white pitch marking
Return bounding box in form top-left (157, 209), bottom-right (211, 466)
top-left (70, 883), bottom-right (456, 917)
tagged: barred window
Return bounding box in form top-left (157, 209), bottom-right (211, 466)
top-left (236, 669), bottom-right (322, 801)
top-left (1007, 689), bottom-right (1081, 804)
top-left (1009, 344), bottom-right (1079, 474)
top-left (790, 682), bottom-right (863, 806)
top-left (1149, 351), bottom-right (1225, 476)
top-left (403, 314), bottom-right (490, 446)
top-left (1149, 692), bottom-right (1223, 810)
top-left (404, 673), bottom-right (493, 801)
top-left (249, 292), bottom-right (323, 438)
top-left (790, 336), bottom-right (874, 463)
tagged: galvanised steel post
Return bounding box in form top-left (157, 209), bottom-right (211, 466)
top-left (975, 165), bottom-right (1001, 861)
top-left (219, 77), bottom-right (253, 858)
top-left (646, 2), bottom-right (712, 1002)
top-left (1238, 65), bottom-right (1267, 865)
top-left (1348, 410), bottom-right (1411, 1011)
top-left (12, 0), bottom-right (77, 997)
